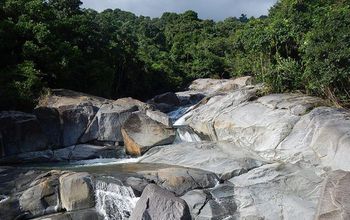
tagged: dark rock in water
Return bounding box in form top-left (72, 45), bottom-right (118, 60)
top-left (59, 172), bottom-right (95, 211)
top-left (315, 170), bottom-right (350, 220)
top-left (130, 184), bottom-right (191, 220)
top-left (122, 112), bottom-right (175, 156)
top-left (139, 167), bottom-right (218, 196)
top-left (0, 111), bottom-right (48, 157)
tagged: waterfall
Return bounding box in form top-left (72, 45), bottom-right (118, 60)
top-left (95, 179), bottom-right (139, 220)
top-left (175, 126), bottom-right (202, 143)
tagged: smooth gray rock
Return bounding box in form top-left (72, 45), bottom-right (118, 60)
top-left (0, 111), bottom-right (47, 157)
top-left (140, 141), bottom-right (267, 180)
top-left (182, 87), bottom-right (258, 140)
top-left (276, 107), bottom-right (350, 170)
top-left (59, 172), bottom-right (95, 211)
top-left (315, 170), bottom-right (350, 220)
top-left (19, 170), bottom-right (62, 219)
top-left (81, 102), bottom-right (138, 143)
top-left (130, 184), bottom-right (191, 220)
top-left (229, 163), bottom-right (324, 220)
top-left (139, 167), bottom-right (218, 196)
top-left (184, 91), bottom-right (324, 161)
top-left (122, 112), bottom-right (176, 156)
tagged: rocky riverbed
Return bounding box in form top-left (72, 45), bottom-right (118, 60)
top-left (1, 76), bottom-right (350, 220)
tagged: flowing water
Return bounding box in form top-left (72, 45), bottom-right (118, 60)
top-left (95, 178), bottom-right (139, 220)
top-left (170, 104), bottom-right (202, 143)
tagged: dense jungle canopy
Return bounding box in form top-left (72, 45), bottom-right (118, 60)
top-left (0, 0), bottom-right (349, 111)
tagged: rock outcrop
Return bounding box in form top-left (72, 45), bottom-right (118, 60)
top-left (141, 141), bottom-right (267, 180)
top-left (139, 167), bottom-right (218, 196)
top-left (122, 112), bottom-right (175, 156)
top-left (0, 89), bottom-right (151, 163)
top-left (130, 184), bottom-right (191, 220)
top-left (229, 163), bottom-right (324, 220)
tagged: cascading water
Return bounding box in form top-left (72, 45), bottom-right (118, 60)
top-left (95, 178), bottom-right (139, 220)
top-left (169, 105), bottom-right (202, 143)
top-left (175, 126), bottom-right (202, 143)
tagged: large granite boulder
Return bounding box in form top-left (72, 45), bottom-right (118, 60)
top-left (38, 89), bottom-right (105, 147)
top-left (19, 170), bottom-right (62, 219)
top-left (130, 184), bottom-right (191, 220)
top-left (122, 112), bottom-right (176, 156)
top-left (80, 101), bottom-right (140, 144)
top-left (140, 141), bottom-right (267, 180)
top-left (315, 170), bottom-right (350, 220)
top-left (139, 167), bottom-right (218, 196)
top-left (59, 172), bottom-right (95, 211)
top-left (229, 163), bottom-right (324, 220)
top-left (0, 111), bottom-right (48, 157)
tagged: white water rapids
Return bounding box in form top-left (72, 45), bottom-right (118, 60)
top-left (95, 179), bottom-right (139, 220)
top-left (170, 105), bottom-right (202, 143)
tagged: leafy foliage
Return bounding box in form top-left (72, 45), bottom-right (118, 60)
top-left (0, 0), bottom-right (349, 111)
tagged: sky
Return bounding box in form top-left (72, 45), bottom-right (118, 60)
top-left (81, 0), bottom-right (278, 21)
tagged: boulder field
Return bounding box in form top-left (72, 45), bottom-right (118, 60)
top-left (1, 76), bottom-right (350, 220)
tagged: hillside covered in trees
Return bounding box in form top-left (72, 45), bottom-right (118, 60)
top-left (0, 0), bottom-right (349, 111)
